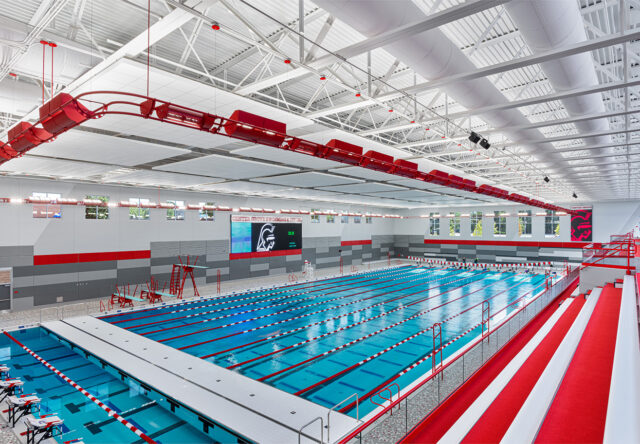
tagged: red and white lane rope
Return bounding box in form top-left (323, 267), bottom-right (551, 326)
top-left (116, 266), bottom-right (410, 326)
top-left (337, 277), bottom-right (549, 413)
top-left (259, 273), bottom-right (529, 382)
top-left (144, 268), bottom-right (457, 340)
top-left (3, 332), bottom-right (156, 444)
top-left (202, 270), bottom-right (474, 360)
top-left (224, 272), bottom-right (513, 368)
top-left (296, 275), bottom-right (537, 396)
top-left (101, 264), bottom-right (409, 320)
top-left (173, 269), bottom-right (474, 350)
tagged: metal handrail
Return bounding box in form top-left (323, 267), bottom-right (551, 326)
top-left (327, 393), bottom-right (360, 442)
top-left (298, 416), bottom-right (324, 444)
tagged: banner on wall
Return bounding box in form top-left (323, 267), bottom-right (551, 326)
top-left (230, 215), bottom-right (303, 254)
top-left (570, 207), bottom-right (593, 242)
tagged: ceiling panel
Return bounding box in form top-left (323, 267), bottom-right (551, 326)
top-left (232, 145), bottom-right (342, 169)
top-left (30, 131), bottom-right (190, 166)
top-left (365, 189), bottom-right (435, 200)
top-left (319, 182), bottom-right (405, 193)
top-left (154, 155), bottom-right (298, 179)
top-left (253, 172), bottom-right (363, 187)
top-left (0, 157), bottom-right (116, 178)
top-left (328, 166), bottom-right (401, 181)
top-left (193, 181), bottom-right (296, 194)
top-left (80, 112), bottom-right (233, 149)
top-left (102, 170), bottom-right (222, 187)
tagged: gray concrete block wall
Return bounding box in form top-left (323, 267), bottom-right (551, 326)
top-left (2, 233), bottom-right (398, 310)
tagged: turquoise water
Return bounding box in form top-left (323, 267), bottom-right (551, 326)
top-left (0, 327), bottom-right (240, 443)
top-left (103, 266), bottom-right (547, 418)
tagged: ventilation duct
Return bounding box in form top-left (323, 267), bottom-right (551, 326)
top-left (313, 0), bottom-right (579, 186)
top-left (505, 0), bottom-right (612, 152)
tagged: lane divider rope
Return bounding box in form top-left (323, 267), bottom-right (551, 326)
top-left (2, 331), bottom-right (156, 444)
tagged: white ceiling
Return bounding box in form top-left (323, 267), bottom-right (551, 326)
top-left (1, 0), bottom-right (636, 208)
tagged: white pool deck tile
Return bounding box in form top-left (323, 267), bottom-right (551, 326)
top-left (43, 316), bottom-right (359, 444)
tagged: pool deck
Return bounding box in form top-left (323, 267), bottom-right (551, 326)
top-left (43, 316), bottom-right (359, 444)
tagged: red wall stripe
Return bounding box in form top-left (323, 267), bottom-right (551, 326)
top-left (341, 240), bottom-right (372, 246)
top-left (34, 250), bottom-right (150, 265)
top-left (423, 239), bottom-right (589, 249)
top-left (229, 249), bottom-right (302, 260)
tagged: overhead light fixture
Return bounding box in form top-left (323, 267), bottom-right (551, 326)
top-left (572, 192), bottom-right (578, 198)
top-left (543, 176), bottom-right (550, 183)
top-left (479, 138), bottom-right (490, 149)
top-left (468, 131), bottom-right (481, 144)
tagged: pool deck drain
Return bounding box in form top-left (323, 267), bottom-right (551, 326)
top-left (43, 316), bottom-right (359, 444)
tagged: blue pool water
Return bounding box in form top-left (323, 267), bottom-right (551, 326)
top-left (0, 327), bottom-right (233, 443)
top-left (102, 266), bottom-right (548, 418)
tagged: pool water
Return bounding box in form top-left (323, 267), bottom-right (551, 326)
top-left (102, 266), bottom-right (548, 418)
top-left (0, 327), bottom-right (227, 443)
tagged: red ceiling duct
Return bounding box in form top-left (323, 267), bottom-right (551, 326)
top-left (493, 187), bottom-right (509, 198)
top-left (39, 93), bottom-right (93, 136)
top-left (429, 170), bottom-right (450, 186)
top-left (224, 110), bottom-right (286, 147)
top-left (0, 143), bottom-right (17, 160)
top-left (461, 179), bottom-right (476, 191)
top-left (392, 159), bottom-right (418, 178)
top-left (8, 122), bottom-right (52, 154)
top-left (322, 139), bottom-right (363, 165)
top-left (416, 171), bottom-right (436, 182)
top-left (447, 174), bottom-right (465, 189)
top-left (509, 193), bottom-right (530, 203)
top-left (477, 184), bottom-right (499, 196)
top-left (360, 150), bottom-right (394, 172)
top-left (286, 138), bottom-right (325, 156)
top-left (155, 103), bottom-right (218, 131)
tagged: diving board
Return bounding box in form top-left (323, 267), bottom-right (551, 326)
top-left (43, 316), bottom-right (359, 444)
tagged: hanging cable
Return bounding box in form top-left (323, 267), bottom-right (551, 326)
top-left (147, 0), bottom-right (151, 96)
top-left (40, 40), bottom-right (47, 104)
top-left (49, 42), bottom-right (56, 98)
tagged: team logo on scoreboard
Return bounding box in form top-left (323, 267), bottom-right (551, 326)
top-left (256, 223), bottom-right (276, 251)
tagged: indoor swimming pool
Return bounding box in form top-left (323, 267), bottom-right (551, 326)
top-left (0, 327), bottom-right (242, 443)
top-left (101, 265), bottom-right (549, 418)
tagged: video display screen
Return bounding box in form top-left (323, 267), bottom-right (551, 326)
top-left (231, 215), bottom-right (302, 254)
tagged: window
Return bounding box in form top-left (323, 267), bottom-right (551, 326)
top-left (545, 210), bottom-right (560, 237)
top-left (429, 213), bottom-right (440, 236)
top-left (493, 210), bottom-right (507, 236)
top-left (365, 216), bottom-right (372, 224)
top-left (311, 209), bottom-right (320, 223)
top-left (31, 192), bottom-right (61, 219)
top-left (518, 210), bottom-right (532, 237)
top-left (341, 215), bottom-right (348, 224)
top-left (166, 200), bottom-right (185, 220)
top-left (449, 212), bottom-right (461, 236)
top-left (326, 214), bottom-right (335, 223)
top-left (129, 198), bottom-right (150, 220)
top-left (199, 202), bottom-right (215, 221)
top-left (470, 211), bottom-right (483, 237)
top-left (85, 195), bottom-right (109, 220)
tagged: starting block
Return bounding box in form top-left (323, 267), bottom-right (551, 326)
top-left (0, 364), bottom-right (9, 378)
top-left (0, 378), bottom-right (23, 403)
top-left (7, 394), bottom-right (41, 426)
top-left (23, 414), bottom-right (63, 444)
